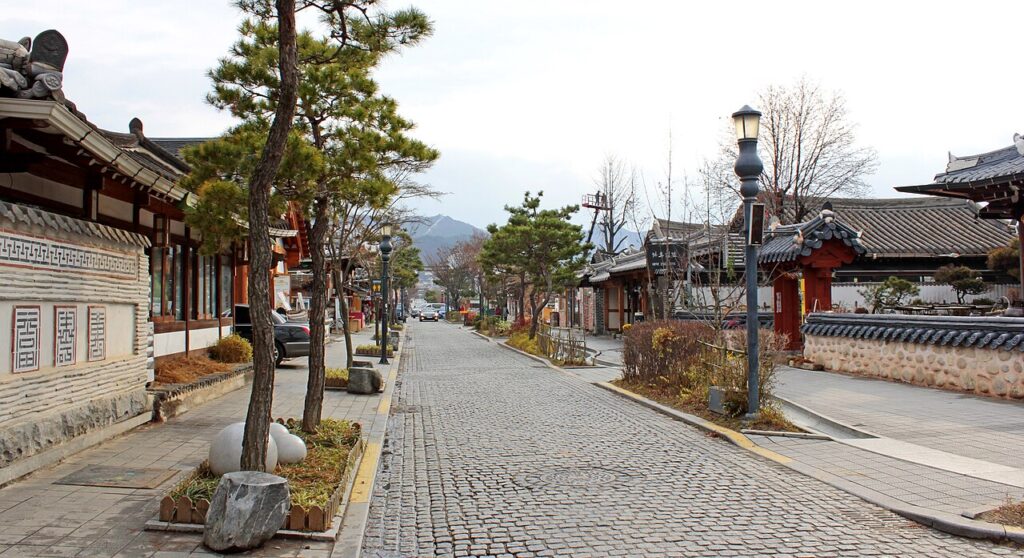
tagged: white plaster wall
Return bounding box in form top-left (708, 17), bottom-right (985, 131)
top-left (154, 330), bottom-right (186, 358)
top-left (98, 195), bottom-right (133, 223)
top-left (5, 173), bottom-right (81, 208)
top-left (0, 302), bottom-right (134, 374)
top-left (190, 326), bottom-right (221, 351)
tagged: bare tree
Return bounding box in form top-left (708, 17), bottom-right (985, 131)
top-left (592, 155), bottom-right (638, 256)
top-left (708, 77), bottom-right (878, 224)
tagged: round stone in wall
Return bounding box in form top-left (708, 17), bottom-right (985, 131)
top-left (208, 422), bottom-right (279, 475)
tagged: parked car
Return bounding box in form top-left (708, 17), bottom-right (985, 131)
top-left (230, 304), bottom-right (311, 366)
top-left (419, 308), bottom-right (439, 322)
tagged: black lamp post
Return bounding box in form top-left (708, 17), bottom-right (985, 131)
top-left (732, 105), bottom-right (763, 419)
top-left (378, 223), bottom-right (393, 365)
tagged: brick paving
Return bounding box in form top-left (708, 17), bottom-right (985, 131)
top-left (0, 331), bottom-right (384, 558)
top-left (361, 322), bottom-right (1016, 557)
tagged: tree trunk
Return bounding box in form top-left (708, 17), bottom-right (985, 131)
top-left (528, 294), bottom-right (542, 339)
top-left (302, 197), bottom-right (330, 433)
top-left (333, 268), bottom-right (354, 369)
top-left (241, 0), bottom-right (299, 472)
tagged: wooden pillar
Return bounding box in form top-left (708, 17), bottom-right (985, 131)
top-left (184, 227), bottom-right (192, 354)
top-left (773, 275), bottom-right (802, 351)
top-left (617, 283), bottom-right (625, 330)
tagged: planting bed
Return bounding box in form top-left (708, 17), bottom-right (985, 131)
top-left (154, 418), bottom-right (363, 534)
top-left (149, 363), bottom-right (253, 421)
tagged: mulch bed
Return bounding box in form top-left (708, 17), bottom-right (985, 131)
top-left (614, 379), bottom-right (801, 433)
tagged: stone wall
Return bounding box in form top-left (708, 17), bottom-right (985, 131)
top-left (804, 333), bottom-right (1024, 400)
top-left (0, 202), bottom-right (151, 469)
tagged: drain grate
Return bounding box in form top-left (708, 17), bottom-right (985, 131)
top-left (55, 465), bottom-right (179, 489)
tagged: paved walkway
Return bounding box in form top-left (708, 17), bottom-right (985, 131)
top-left (751, 366), bottom-right (1024, 521)
top-left (0, 328), bottom-right (386, 558)
top-left (583, 334), bottom-right (624, 366)
top-left (361, 322), bottom-right (1012, 557)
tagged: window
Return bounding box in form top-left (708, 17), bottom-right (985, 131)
top-left (219, 256), bottom-right (233, 317)
top-left (151, 247), bottom-right (164, 316)
top-left (193, 255), bottom-right (218, 319)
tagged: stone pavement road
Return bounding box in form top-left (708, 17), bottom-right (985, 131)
top-left (361, 322), bottom-right (1017, 557)
top-left (0, 331), bottom-right (385, 558)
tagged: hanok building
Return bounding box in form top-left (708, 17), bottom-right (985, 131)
top-left (896, 135), bottom-right (1024, 296)
top-left (799, 197), bottom-right (1014, 284)
top-left (0, 29), bottom-right (295, 481)
top-left (759, 205), bottom-right (867, 349)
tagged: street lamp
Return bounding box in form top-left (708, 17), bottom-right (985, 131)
top-left (378, 223), bottom-right (393, 365)
top-left (732, 104), bottom-right (763, 419)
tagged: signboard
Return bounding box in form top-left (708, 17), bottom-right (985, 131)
top-left (371, 279), bottom-right (381, 293)
top-left (273, 275), bottom-right (292, 310)
top-left (748, 203), bottom-right (765, 246)
top-left (645, 241), bottom-right (686, 276)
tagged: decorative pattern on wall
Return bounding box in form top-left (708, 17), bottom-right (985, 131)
top-left (0, 230), bottom-right (137, 279)
top-left (12, 306), bottom-right (40, 372)
top-left (54, 306), bottom-right (77, 367)
top-left (88, 306), bottom-right (106, 362)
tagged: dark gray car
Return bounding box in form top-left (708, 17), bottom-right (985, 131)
top-left (231, 304), bottom-right (311, 366)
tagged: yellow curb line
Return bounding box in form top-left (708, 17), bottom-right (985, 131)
top-left (596, 381), bottom-right (792, 465)
top-left (349, 332), bottom-right (404, 504)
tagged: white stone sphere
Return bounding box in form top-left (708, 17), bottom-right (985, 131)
top-left (276, 433), bottom-right (307, 464)
top-left (269, 422), bottom-right (290, 443)
top-left (208, 422), bottom-right (279, 475)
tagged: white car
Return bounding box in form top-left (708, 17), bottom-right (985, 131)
top-left (419, 309), bottom-right (439, 322)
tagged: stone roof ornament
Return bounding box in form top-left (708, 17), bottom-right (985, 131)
top-left (0, 29), bottom-right (67, 102)
top-left (1014, 133), bottom-right (1024, 156)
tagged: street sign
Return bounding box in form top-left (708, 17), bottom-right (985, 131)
top-left (645, 241), bottom-right (686, 276)
top-left (372, 280), bottom-right (381, 293)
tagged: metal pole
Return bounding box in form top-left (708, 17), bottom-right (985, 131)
top-left (733, 105), bottom-right (764, 420)
top-left (380, 239), bottom-right (391, 365)
top-left (743, 196), bottom-right (760, 418)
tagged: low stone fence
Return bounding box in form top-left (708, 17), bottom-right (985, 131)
top-left (801, 313), bottom-right (1024, 399)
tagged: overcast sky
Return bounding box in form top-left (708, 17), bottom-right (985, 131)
top-left (5, 1), bottom-right (1024, 230)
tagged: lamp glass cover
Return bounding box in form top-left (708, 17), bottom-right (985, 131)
top-left (734, 112), bottom-right (760, 141)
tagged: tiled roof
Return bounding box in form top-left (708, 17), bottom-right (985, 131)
top-left (650, 219), bottom-right (707, 241)
top-left (759, 210), bottom-right (866, 264)
top-left (935, 136), bottom-right (1024, 184)
top-left (150, 137), bottom-right (211, 160)
top-left (802, 313), bottom-right (1024, 352)
top-left (805, 197), bottom-right (1014, 258)
top-left (585, 249), bottom-right (646, 283)
top-left (0, 200), bottom-right (150, 248)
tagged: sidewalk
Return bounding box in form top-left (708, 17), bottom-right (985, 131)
top-left (584, 333), bottom-right (624, 367)
top-left (750, 366), bottom-right (1024, 532)
top-left (0, 327), bottom-right (391, 558)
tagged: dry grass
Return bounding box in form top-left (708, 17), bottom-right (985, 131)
top-left (979, 498), bottom-right (1024, 528)
top-left (154, 356), bottom-right (231, 385)
top-left (209, 334), bottom-right (253, 363)
top-left (167, 419), bottom-right (362, 510)
top-left (614, 377), bottom-right (801, 433)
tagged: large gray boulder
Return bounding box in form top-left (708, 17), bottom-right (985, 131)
top-left (347, 367), bottom-right (382, 394)
top-left (203, 471), bottom-right (290, 553)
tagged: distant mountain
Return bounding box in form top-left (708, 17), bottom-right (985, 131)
top-left (408, 215), bottom-right (487, 258)
top-left (588, 228), bottom-right (644, 253)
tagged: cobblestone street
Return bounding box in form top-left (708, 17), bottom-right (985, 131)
top-left (361, 322), bottom-right (1019, 557)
